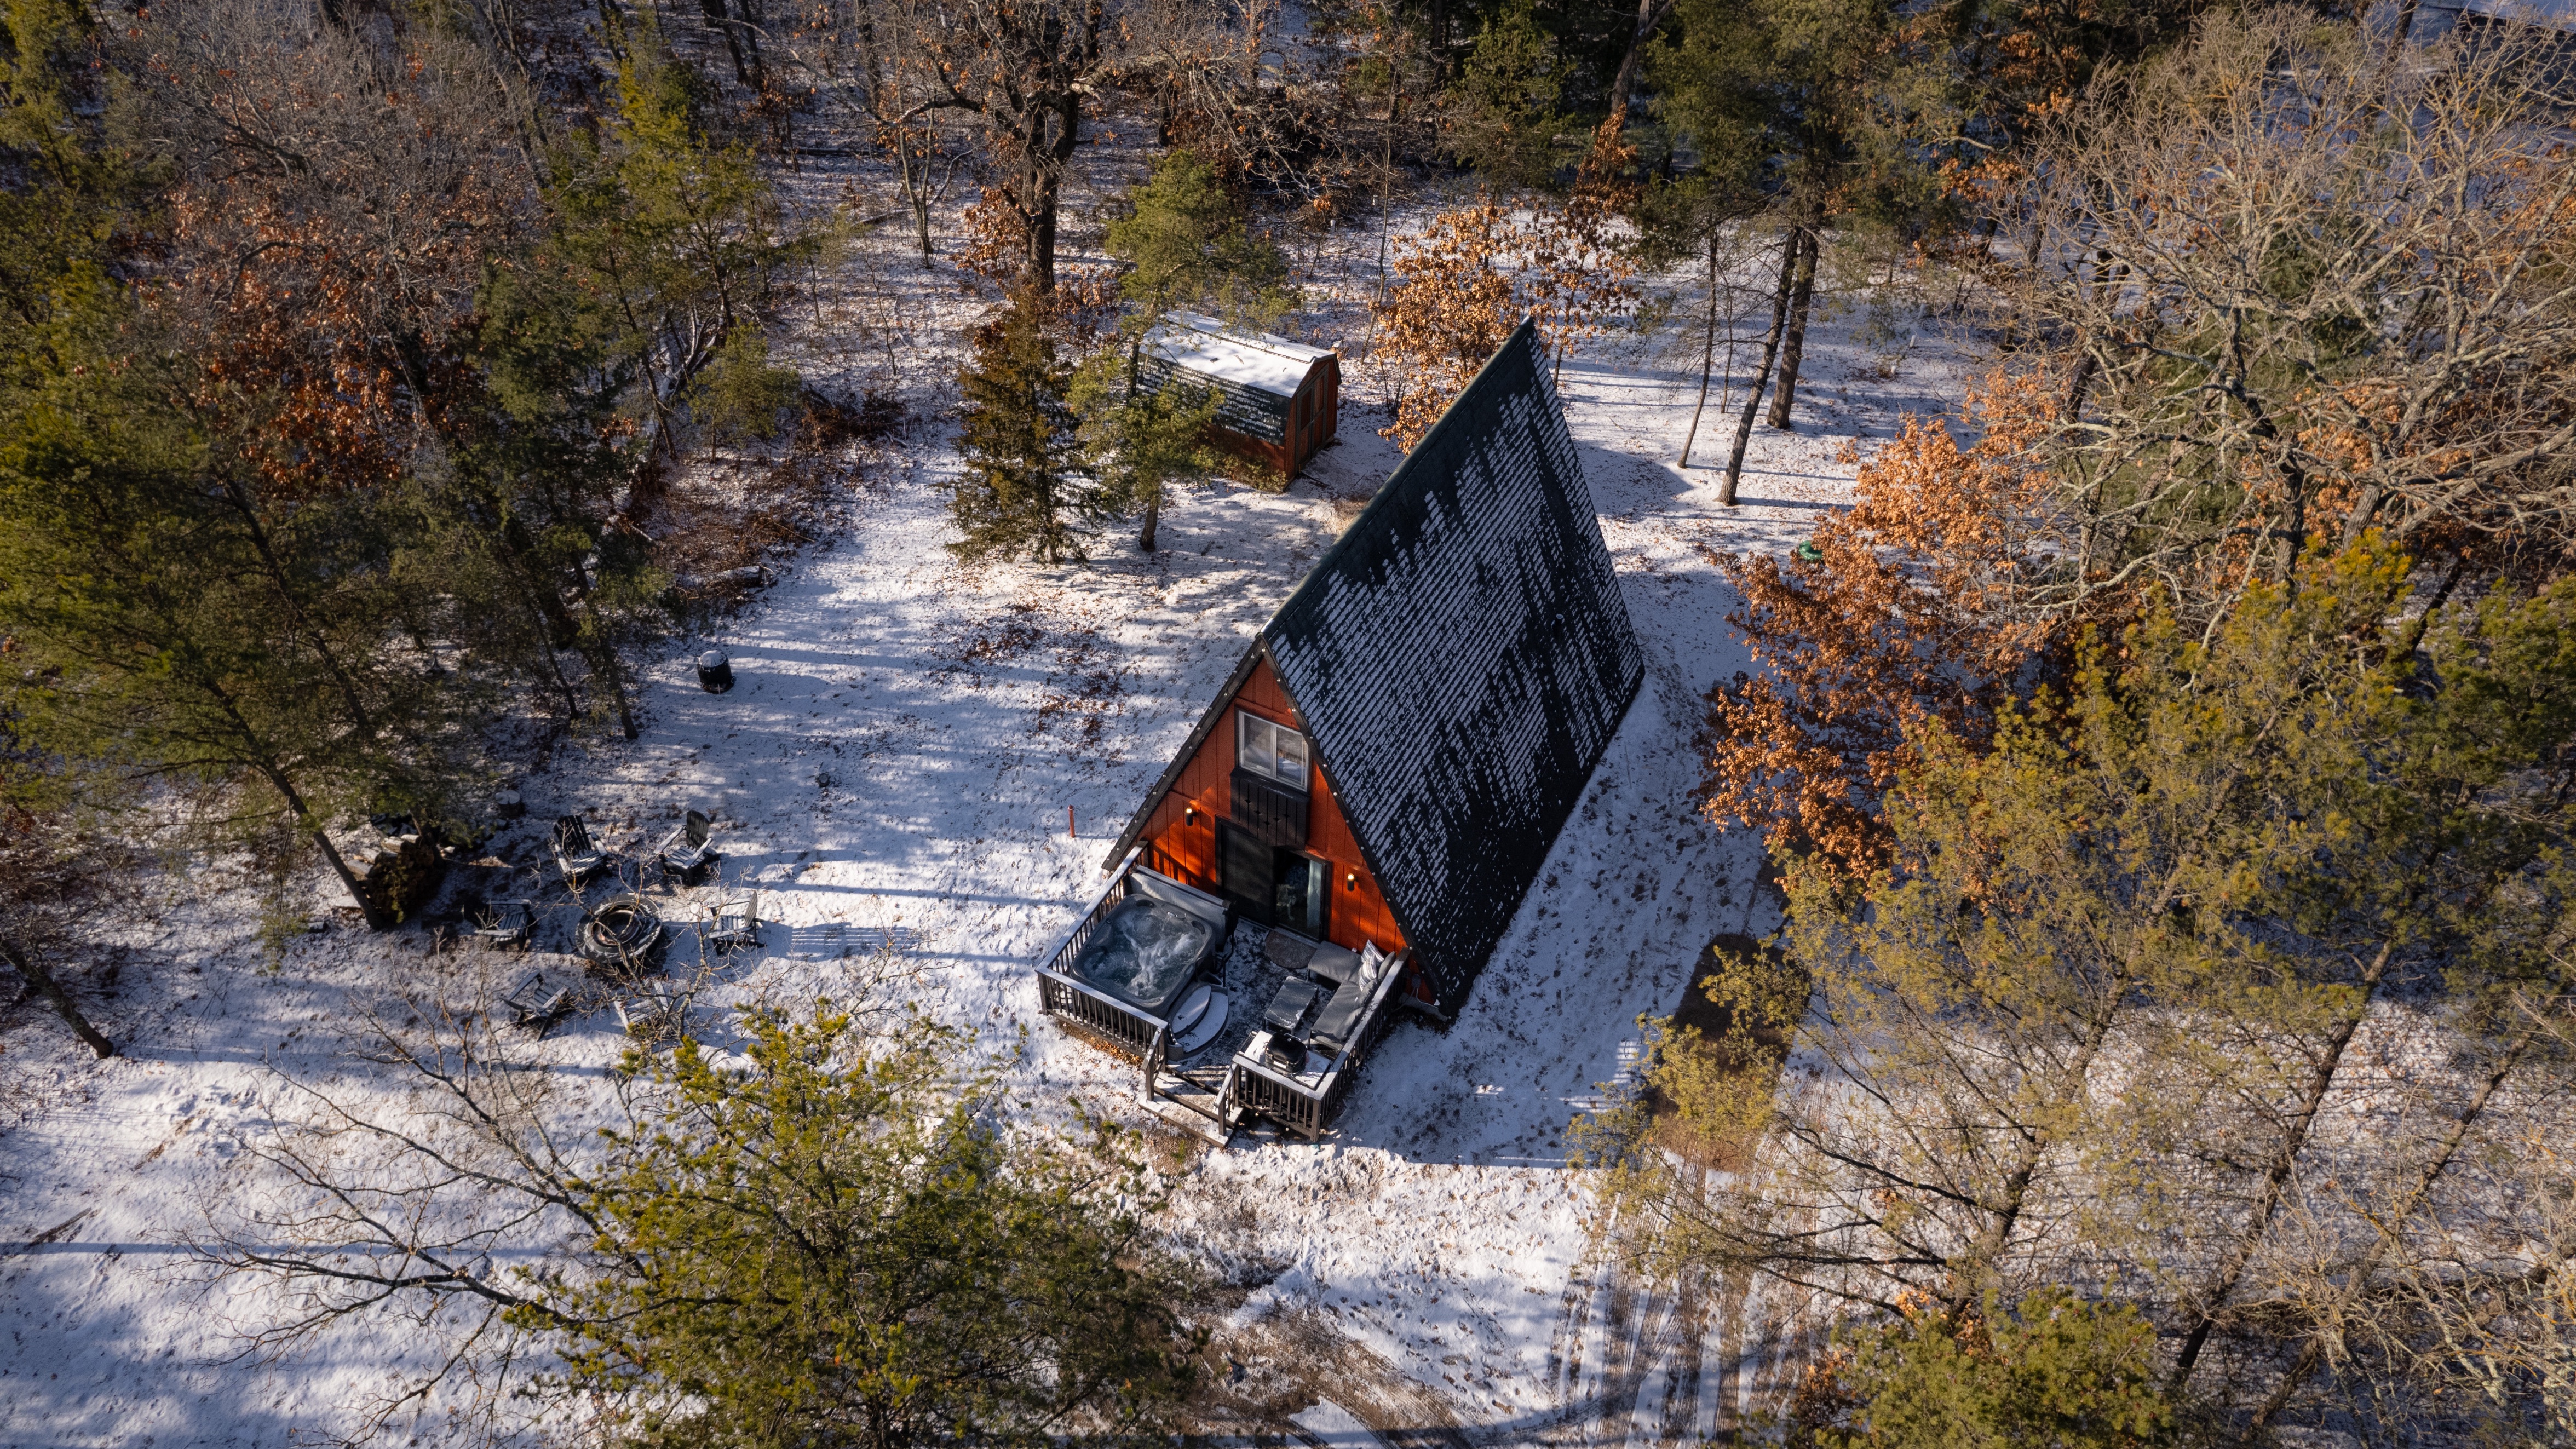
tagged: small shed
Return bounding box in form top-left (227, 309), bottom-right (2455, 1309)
top-left (1140, 311), bottom-right (1341, 478)
top-left (1105, 316), bottom-right (1643, 1018)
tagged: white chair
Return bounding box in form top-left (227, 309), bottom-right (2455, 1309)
top-left (707, 892), bottom-right (761, 953)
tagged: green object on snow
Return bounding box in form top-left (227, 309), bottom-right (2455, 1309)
top-left (1793, 540), bottom-right (1825, 564)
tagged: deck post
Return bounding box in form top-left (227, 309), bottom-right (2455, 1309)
top-left (1141, 1024), bottom-right (1168, 1106)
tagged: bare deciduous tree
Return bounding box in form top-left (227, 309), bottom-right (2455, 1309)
top-left (2005, 10), bottom-right (2576, 605)
top-left (870, 0), bottom-right (1109, 291)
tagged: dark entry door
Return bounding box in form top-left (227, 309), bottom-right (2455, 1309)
top-left (1219, 821), bottom-right (1275, 924)
top-left (1221, 821), bottom-right (1329, 936)
top-left (1273, 850), bottom-right (1327, 938)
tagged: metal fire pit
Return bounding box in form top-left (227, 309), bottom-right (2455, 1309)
top-left (579, 894), bottom-right (668, 972)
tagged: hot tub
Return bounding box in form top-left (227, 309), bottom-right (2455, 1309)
top-left (1071, 895), bottom-right (1219, 1019)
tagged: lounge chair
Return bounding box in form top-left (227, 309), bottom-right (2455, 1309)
top-left (656, 810), bottom-right (720, 882)
top-left (614, 980), bottom-right (692, 1042)
top-left (552, 815), bottom-right (608, 887)
top-left (706, 892), bottom-right (761, 953)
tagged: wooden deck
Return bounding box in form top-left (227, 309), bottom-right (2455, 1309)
top-left (1035, 850), bottom-right (1413, 1142)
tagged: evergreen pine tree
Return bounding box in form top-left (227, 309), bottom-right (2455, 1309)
top-left (952, 290), bottom-right (1089, 564)
top-left (1080, 150), bottom-right (1290, 549)
top-left (1806, 1289), bottom-right (2175, 1448)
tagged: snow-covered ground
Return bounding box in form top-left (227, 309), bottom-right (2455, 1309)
top-left (0, 164), bottom-right (1977, 1446)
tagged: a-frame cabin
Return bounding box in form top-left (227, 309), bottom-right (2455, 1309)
top-left (1035, 317), bottom-right (1641, 1138)
top-left (1109, 316), bottom-right (1643, 1019)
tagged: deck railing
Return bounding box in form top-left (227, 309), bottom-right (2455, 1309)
top-left (1221, 947), bottom-right (1412, 1139)
top-left (1035, 851), bottom-right (1237, 1082)
top-left (1034, 847), bottom-right (1167, 1060)
top-left (1038, 850), bottom-right (1413, 1141)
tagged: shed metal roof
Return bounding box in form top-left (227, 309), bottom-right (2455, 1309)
top-left (1142, 311), bottom-right (1335, 399)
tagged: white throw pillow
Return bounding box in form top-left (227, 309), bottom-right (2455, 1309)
top-left (1359, 941), bottom-right (1387, 983)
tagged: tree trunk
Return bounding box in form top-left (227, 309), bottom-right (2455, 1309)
top-left (581, 633), bottom-right (641, 741)
top-left (2166, 939), bottom-right (2400, 1392)
top-left (1680, 232), bottom-right (1722, 468)
top-left (699, 0), bottom-right (755, 87)
top-left (2238, 1021), bottom-right (2542, 1442)
top-left (909, 144), bottom-right (935, 260)
top-left (1129, 339), bottom-right (1159, 553)
top-left (2063, 353), bottom-right (2097, 422)
top-left (260, 761), bottom-right (388, 928)
top-left (1019, 93), bottom-right (1083, 292)
top-left (1721, 235), bottom-right (1800, 505)
top-left (2, 943), bottom-right (115, 1059)
top-left (1763, 223), bottom-right (1819, 430)
top-left (1603, 0), bottom-right (1677, 140)
top-left (219, 479), bottom-right (377, 741)
top-left (594, 0), bottom-right (628, 58)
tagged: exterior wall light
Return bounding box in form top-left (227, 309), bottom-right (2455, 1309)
top-left (1183, 804), bottom-right (1199, 825)
top-left (1344, 870), bottom-right (1359, 893)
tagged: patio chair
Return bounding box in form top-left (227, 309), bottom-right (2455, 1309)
top-left (614, 980), bottom-right (692, 1042)
top-left (552, 815), bottom-right (608, 887)
top-left (706, 892), bottom-right (761, 953)
top-left (656, 810), bottom-right (720, 882)
top-left (470, 899), bottom-right (537, 949)
top-left (500, 970), bottom-right (572, 1034)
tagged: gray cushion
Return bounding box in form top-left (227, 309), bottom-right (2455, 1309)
top-left (1309, 976), bottom-right (1373, 1055)
top-left (1307, 943), bottom-right (1364, 985)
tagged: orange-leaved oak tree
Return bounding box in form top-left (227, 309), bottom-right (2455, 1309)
top-left (1370, 189), bottom-right (1635, 451)
top-left (1700, 375), bottom-right (2080, 873)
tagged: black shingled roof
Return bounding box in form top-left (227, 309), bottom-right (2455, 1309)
top-left (1266, 318), bottom-right (1642, 1015)
top-left (1104, 318), bottom-right (1641, 1018)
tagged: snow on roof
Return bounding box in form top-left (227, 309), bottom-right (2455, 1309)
top-left (1262, 319), bottom-right (1644, 1016)
top-left (1141, 311), bottom-right (1335, 399)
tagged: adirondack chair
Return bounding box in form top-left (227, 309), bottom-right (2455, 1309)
top-left (551, 815), bottom-right (608, 887)
top-left (613, 979), bottom-right (693, 1042)
top-left (706, 892), bottom-right (761, 953)
top-left (655, 810), bottom-right (720, 882)
top-left (471, 899), bottom-right (536, 949)
top-left (500, 970), bottom-right (572, 1034)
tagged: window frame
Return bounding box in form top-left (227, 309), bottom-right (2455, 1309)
top-left (1236, 710), bottom-right (1310, 792)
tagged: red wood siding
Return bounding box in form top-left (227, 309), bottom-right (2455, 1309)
top-left (1206, 355), bottom-right (1341, 481)
top-left (1138, 655), bottom-right (1405, 957)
